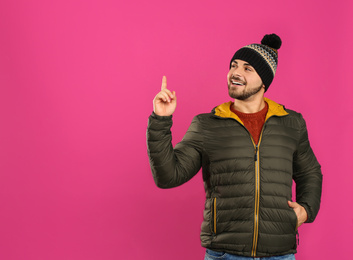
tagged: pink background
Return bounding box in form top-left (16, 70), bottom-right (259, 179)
top-left (0, 0), bottom-right (352, 259)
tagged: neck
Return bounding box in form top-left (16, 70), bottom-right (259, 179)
top-left (232, 95), bottom-right (266, 113)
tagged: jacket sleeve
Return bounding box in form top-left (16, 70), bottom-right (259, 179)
top-left (293, 114), bottom-right (323, 223)
top-left (146, 112), bottom-right (203, 188)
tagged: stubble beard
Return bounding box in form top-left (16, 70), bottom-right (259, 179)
top-left (228, 83), bottom-right (263, 101)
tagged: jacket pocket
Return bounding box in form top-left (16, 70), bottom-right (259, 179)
top-left (290, 208), bottom-right (299, 231)
top-left (211, 198), bottom-right (217, 234)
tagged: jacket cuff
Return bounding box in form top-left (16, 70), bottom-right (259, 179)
top-left (150, 111), bottom-right (173, 120)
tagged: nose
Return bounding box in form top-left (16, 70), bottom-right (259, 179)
top-left (232, 68), bottom-right (242, 78)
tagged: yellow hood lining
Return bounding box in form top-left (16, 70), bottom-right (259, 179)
top-left (214, 97), bottom-right (289, 124)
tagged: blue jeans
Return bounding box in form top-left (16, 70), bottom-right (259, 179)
top-left (204, 249), bottom-right (295, 260)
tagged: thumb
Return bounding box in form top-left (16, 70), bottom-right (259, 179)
top-left (287, 201), bottom-right (295, 208)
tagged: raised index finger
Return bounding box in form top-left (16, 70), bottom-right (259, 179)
top-left (161, 76), bottom-right (167, 90)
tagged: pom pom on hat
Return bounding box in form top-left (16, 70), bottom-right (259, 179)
top-left (261, 34), bottom-right (282, 50)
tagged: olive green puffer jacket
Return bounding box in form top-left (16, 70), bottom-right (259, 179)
top-left (147, 98), bottom-right (322, 257)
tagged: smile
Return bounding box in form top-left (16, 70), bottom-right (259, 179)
top-left (231, 80), bottom-right (245, 86)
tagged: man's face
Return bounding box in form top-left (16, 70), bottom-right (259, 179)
top-left (227, 59), bottom-right (265, 100)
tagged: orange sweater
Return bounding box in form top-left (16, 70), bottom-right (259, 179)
top-left (230, 102), bottom-right (268, 145)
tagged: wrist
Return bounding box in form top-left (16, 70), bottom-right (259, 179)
top-left (151, 111), bottom-right (173, 120)
top-left (297, 202), bottom-right (310, 223)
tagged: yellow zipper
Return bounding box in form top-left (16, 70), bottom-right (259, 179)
top-left (213, 198), bottom-right (217, 234)
top-left (250, 130), bottom-right (264, 257)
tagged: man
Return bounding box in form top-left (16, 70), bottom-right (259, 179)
top-left (146, 34), bottom-right (322, 259)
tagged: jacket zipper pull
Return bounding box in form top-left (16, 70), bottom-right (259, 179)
top-left (296, 230), bottom-right (300, 246)
top-left (254, 145), bottom-right (258, 161)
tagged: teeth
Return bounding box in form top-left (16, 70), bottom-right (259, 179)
top-left (232, 80), bottom-right (244, 86)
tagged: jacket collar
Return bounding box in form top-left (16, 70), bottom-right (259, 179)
top-left (213, 97), bottom-right (289, 124)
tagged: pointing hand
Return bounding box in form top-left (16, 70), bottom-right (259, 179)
top-left (153, 76), bottom-right (177, 116)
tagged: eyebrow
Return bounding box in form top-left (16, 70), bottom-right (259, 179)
top-left (232, 61), bottom-right (254, 68)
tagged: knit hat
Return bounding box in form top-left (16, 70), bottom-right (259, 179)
top-left (230, 34), bottom-right (282, 91)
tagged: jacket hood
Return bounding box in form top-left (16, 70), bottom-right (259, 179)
top-left (213, 97), bottom-right (289, 124)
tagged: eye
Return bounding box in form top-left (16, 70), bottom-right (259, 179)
top-left (245, 67), bottom-right (252, 71)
